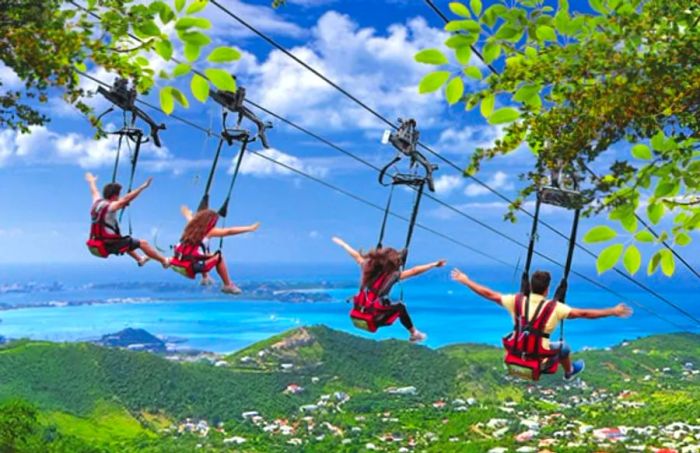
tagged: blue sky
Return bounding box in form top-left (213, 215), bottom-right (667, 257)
top-left (0, 0), bottom-right (697, 291)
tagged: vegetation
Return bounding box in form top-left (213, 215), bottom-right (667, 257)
top-left (417, 0), bottom-right (699, 276)
top-left (0, 327), bottom-right (697, 451)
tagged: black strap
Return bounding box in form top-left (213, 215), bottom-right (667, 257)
top-left (403, 180), bottom-right (425, 264)
top-left (376, 184), bottom-right (395, 249)
top-left (198, 112), bottom-right (233, 212)
top-left (118, 129), bottom-right (144, 227)
top-left (216, 135), bottom-right (250, 249)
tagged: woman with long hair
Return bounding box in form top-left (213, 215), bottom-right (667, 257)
top-left (172, 206), bottom-right (260, 294)
top-left (332, 236), bottom-right (446, 342)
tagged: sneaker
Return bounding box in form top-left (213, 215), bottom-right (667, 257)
top-left (409, 330), bottom-right (427, 343)
top-left (137, 257), bottom-right (151, 267)
top-left (564, 360), bottom-right (585, 381)
top-left (221, 284), bottom-right (242, 295)
top-left (200, 277), bottom-right (215, 286)
top-left (161, 258), bottom-right (171, 269)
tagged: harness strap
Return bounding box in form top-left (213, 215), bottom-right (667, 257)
top-left (119, 129), bottom-right (144, 227)
top-left (376, 184), bottom-right (395, 249)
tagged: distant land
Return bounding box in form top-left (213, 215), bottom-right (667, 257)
top-left (0, 326), bottom-right (697, 452)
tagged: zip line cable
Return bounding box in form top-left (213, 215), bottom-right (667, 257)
top-left (76, 71), bottom-right (696, 331)
top-left (202, 1), bottom-right (700, 321)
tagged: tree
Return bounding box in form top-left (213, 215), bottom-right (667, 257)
top-left (416, 0), bottom-right (699, 276)
top-left (0, 0), bottom-right (247, 133)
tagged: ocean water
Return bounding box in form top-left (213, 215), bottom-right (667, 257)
top-left (0, 263), bottom-right (698, 353)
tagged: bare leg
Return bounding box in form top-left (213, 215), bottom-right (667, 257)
top-left (127, 250), bottom-right (146, 264)
top-left (212, 255), bottom-right (241, 294)
top-left (200, 272), bottom-right (214, 286)
top-left (561, 356), bottom-right (573, 374)
top-left (139, 240), bottom-right (170, 268)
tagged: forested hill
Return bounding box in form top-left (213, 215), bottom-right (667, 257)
top-left (0, 327), bottom-right (697, 452)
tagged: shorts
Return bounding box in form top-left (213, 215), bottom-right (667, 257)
top-left (105, 236), bottom-right (141, 255)
top-left (548, 341), bottom-right (571, 359)
top-left (191, 254), bottom-right (221, 274)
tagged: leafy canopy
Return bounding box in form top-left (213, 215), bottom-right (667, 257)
top-left (417, 0), bottom-right (699, 276)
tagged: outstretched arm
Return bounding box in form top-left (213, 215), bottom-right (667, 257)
top-left (568, 303), bottom-right (632, 320)
top-left (332, 236), bottom-right (364, 266)
top-left (181, 205), bottom-right (194, 222)
top-left (451, 268), bottom-right (502, 305)
top-left (85, 172), bottom-right (100, 203)
top-left (400, 259), bottom-right (446, 280)
top-left (109, 177), bottom-right (153, 212)
top-left (209, 222), bottom-right (261, 238)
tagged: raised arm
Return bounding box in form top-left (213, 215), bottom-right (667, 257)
top-left (568, 303), bottom-right (632, 320)
top-left (331, 236), bottom-right (364, 266)
top-left (85, 172), bottom-right (100, 202)
top-left (180, 205), bottom-right (194, 222)
top-left (109, 177), bottom-right (153, 212)
top-left (208, 222), bottom-right (260, 238)
top-left (451, 268), bottom-right (502, 305)
top-left (400, 259), bottom-right (446, 280)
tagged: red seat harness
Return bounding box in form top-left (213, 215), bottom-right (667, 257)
top-left (502, 294), bottom-right (560, 381)
top-left (350, 271), bottom-right (401, 333)
top-left (170, 216), bottom-right (220, 279)
top-left (86, 200), bottom-right (130, 258)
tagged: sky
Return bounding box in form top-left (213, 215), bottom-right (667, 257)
top-left (0, 0), bottom-right (698, 294)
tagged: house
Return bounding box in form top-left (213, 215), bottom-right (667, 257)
top-left (488, 448), bottom-right (508, 453)
top-left (287, 438), bottom-right (302, 446)
top-left (223, 436), bottom-right (246, 445)
top-left (516, 447), bottom-right (537, 453)
top-left (311, 376), bottom-right (320, 384)
top-left (281, 363), bottom-right (294, 370)
top-left (300, 404), bottom-right (318, 413)
top-left (214, 360), bottom-right (228, 367)
top-left (239, 356), bottom-right (252, 363)
top-left (593, 427), bottom-right (626, 442)
top-left (432, 400), bottom-right (446, 409)
top-left (386, 386), bottom-right (417, 395)
top-left (284, 384), bottom-right (304, 395)
top-left (241, 411), bottom-right (259, 420)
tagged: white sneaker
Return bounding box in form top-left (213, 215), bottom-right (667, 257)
top-left (409, 331), bottom-right (427, 343)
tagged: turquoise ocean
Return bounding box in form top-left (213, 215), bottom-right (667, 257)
top-left (0, 262), bottom-right (698, 353)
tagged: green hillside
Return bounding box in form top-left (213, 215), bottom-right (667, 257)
top-left (0, 328), bottom-right (697, 452)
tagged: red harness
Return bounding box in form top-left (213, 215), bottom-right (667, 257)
top-left (170, 216), bottom-right (220, 279)
top-left (502, 294), bottom-right (560, 381)
top-left (350, 272), bottom-right (401, 333)
top-left (86, 200), bottom-right (129, 258)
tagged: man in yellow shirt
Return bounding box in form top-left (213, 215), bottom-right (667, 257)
top-left (451, 268), bottom-right (632, 380)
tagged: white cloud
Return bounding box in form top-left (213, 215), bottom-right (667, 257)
top-left (0, 125), bottom-right (171, 169)
top-left (0, 64), bottom-right (22, 90)
top-left (238, 12), bottom-right (457, 131)
top-left (232, 147), bottom-right (328, 178)
top-left (435, 124), bottom-right (506, 156)
top-left (286, 0), bottom-right (336, 6)
top-left (464, 171), bottom-right (513, 197)
top-left (202, 0), bottom-right (307, 39)
top-left (433, 174), bottom-right (464, 195)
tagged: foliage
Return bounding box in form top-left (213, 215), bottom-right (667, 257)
top-left (417, 0), bottom-right (700, 276)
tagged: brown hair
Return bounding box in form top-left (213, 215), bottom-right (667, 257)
top-left (530, 270), bottom-right (551, 295)
top-left (103, 183), bottom-right (122, 200)
top-left (181, 209), bottom-right (219, 245)
top-left (361, 247), bottom-right (404, 287)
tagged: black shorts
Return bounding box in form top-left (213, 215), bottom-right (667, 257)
top-left (191, 254), bottom-right (221, 273)
top-left (105, 236), bottom-right (141, 255)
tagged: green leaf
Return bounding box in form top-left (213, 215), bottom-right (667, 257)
top-left (135, 56), bottom-right (149, 66)
top-left (186, 0), bottom-right (208, 14)
top-left (647, 251), bottom-right (661, 276)
top-left (654, 180), bottom-right (675, 198)
top-left (174, 17), bottom-right (211, 30)
top-left (445, 35), bottom-right (476, 49)
top-left (631, 144), bottom-right (651, 160)
top-left (175, 0), bottom-right (186, 12)
top-left (596, 243), bottom-right (624, 274)
top-left (482, 42), bottom-right (501, 63)
top-left (647, 203), bottom-right (664, 225)
top-left (172, 63), bottom-right (191, 77)
top-left (158, 3), bottom-right (175, 24)
top-left (589, 0), bottom-right (606, 14)
top-left (419, 71), bottom-right (450, 94)
top-left (482, 4), bottom-right (507, 27)
top-left (184, 43), bottom-right (201, 62)
top-left (448, 2), bottom-right (470, 17)
top-left (414, 49), bottom-right (449, 65)
top-left (470, 0), bottom-right (482, 17)
top-left (659, 249), bottom-right (675, 277)
top-left (74, 61), bottom-right (87, 72)
top-left (635, 230), bottom-right (655, 243)
top-left (204, 68), bottom-right (236, 92)
top-left (554, 10), bottom-right (570, 35)
top-left (650, 131), bottom-right (671, 152)
top-left (487, 107), bottom-right (520, 125)
top-left (494, 25), bottom-right (519, 40)
top-left (621, 214), bottom-right (638, 233)
top-left (154, 39), bottom-right (173, 61)
top-left (464, 66), bottom-right (482, 80)
top-left (136, 20), bottom-right (161, 37)
top-left (179, 31), bottom-right (211, 46)
top-left (622, 245), bottom-right (641, 275)
top-left (513, 84), bottom-right (540, 104)
top-left (445, 20), bottom-right (480, 33)
top-left (536, 25), bottom-right (556, 41)
top-left (480, 94), bottom-right (494, 118)
top-left (583, 225), bottom-right (617, 243)
top-left (445, 77), bottom-right (464, 105)
top-left (207, 46), bottom-right (241, 63)
top-left (170, 87), bottom-right (189, 108)
top-left (455, 46), bottom-right (472, 65)
top-left (675, 232), bottom-right (692, 247)
top-left (160, 86), bottom-right (174, 114)
top-left (190, 73), bottom-right (209, 102)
